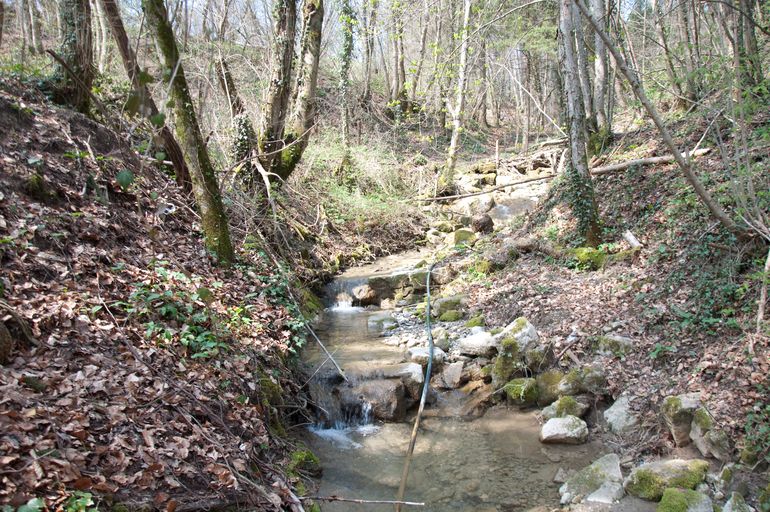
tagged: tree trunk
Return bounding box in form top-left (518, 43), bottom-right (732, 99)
top-left (28, 0), bottom-right (44, 54)
top-left (142, 0), bottom-right (234, 264)
top-left (444, 0), bottom-right (472, 186)
top-left (736, 0), bottom-right (763, 89)
top-left (339, 0), bottom-right (354, 147)
top-left (258, 0), bottom-right (297, 173)
top-left (53, 0), bottom-right (94, 113)
top-left (591, 0), bottom-right (609, 131)
top-left (477, 39), bottom-right (490, 129)
top-left (99, 0), bottom-right (191, 194)
top-left (0, 2), bottom-right (5, 51)
top-left (409, 0), bottom-right (430, 104)
top-left (677, 0), bottom-right (699, 103)
top-left (92, 0), bottom-right (110, 72)
top-left (559, 0), bottom-right (601, 245)
top-left (274, 0), bottom-right (323, 180)
top-left (361, 0), bottom-right (378, 103)
top-left (217, 56), bottom-right (257, 188)
top-left (652, 0), bottom-right (685, 105)
top-left (570, 2), bottom-right (596, 133)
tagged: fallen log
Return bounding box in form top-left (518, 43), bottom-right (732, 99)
top-left (415, 147), bottom-right (712, 203)
top-left (591, 148), bottom-right (711, 175)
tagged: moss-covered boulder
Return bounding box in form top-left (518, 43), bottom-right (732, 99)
top-left (431, 327), bottom-right (451, 351)
top-left (536, 370), bottom-right (564, 406)
top-left (624, 459), bottom-right (710, 501)
top-left (571, 247), bottom-right (607, 270)
top-left (288, 448), bottom-right (322, 477)
top-left (432, 295), bottom-right (465, 317)
top-left (559, 453), bottom-right (623, 504)
top-left (656, 488), bottom-right (713, 512)
top-left (539, 415), bottom-right (589, 444)
top-left (448, 228), bottom-right (477, 246)
top-left (439, 310), bottom-right (463, 322)
top-left (493, 317), bottom-right (540, 354)
top-left (542, 396), bottom-right (590, 420)
top-left (504, 378), bottom-right (538, 406)
top-left (558, 365), bottom-right (608, 396)
top-left (594, 334), bottom-right (634, 357)
top-left (456, 329), bottom-right (498, 357)
top-left (722, 492), bottom-right (752, 512)
top-left (491, 335), bottom-right (525, 387)
top-left (690, 407), bottom-right (732, 462)
top-left (464, 315), bottom-right (485, 328)
top-left (662, 393), bottom-right (701, 447)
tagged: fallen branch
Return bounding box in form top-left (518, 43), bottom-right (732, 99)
top-left (591, 148), bottom-right (711, 175)
top-left (415, 148), bottom-right (712, 203)
top-left (300, 496), bottom-right (425, 506)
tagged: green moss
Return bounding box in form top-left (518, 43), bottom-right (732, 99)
top-left (503, 378), bottom-right (538, 406)
top-left (626, 469), bottom-right (667, 500)
top-left (564, 464), bottom-right (605, 496)
top-left (554, 396), bottom-right (580, 417)
top-left (509, 317), bottom-right (529, 334)
top-left (492, 336), bottom-right (523, 385)
top-left (588, 125), bottom-right (614, 156)
top-left (536, 370), bottom-right (564, 406)
top-left (25, 173), bottom-right (53, 202)
top-left (288, 448), bottom-right (321, 476)
top-left (693, 408), bottom-right (713, 430)
top-left (525, 348), bottom-right (547, 369)
top-left (439, 310), bottom-right (463, 322)
top-left (667, 460), bottom-right (709, 490)
top-left (296, 283), bottom-right (324, 319)
top-left (490, 327), bottom-right (503, 335)
top-left (759, 482), bottom-right (770, 511)
top-left (475, 260), bottom-right (493, 274)
top-left (662, 396), bottom-right (683, 419)
top-left (464, 315), bottom-right (485, 328)
top-left (571, 247), bottom-right (607, 270)
top-left (595, 335), bottom-right (630, 356)
top-left (656, 488), bottom-right (706, 512)
top-left (607, 249), bottom-right (639, 264)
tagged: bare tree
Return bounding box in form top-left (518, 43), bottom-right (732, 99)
top-left (142, 0), bottom-right (235, 264)
top-left (444, 0), bottom-right (472, 186)
top-left (52, 0), bottom-right (94, 113)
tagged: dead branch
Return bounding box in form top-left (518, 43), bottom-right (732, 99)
top-left (301, 496), bottom-right (425, 506)
top-left (0, 300), bottom-right (40, 346)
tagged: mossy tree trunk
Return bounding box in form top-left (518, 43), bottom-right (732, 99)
top-left (99, 0), bottom-right (192, 195)
top-left (0, 3), bottom-right (4, 51)
top-left (54, 0), bottom-right (94, 113)
top-left (217, 56), bottom-right (258, 188)
top-left (559, 0), bottom-right (601, 246)
top-left (142, 0), bottom-right (234, 265)
top-left (258, 0), bottom-right (297, 175)
top-left (360, 0), bottom-right (378, 104)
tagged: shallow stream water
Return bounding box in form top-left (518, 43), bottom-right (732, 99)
top-left (301, 258), bottom-right (609, 512)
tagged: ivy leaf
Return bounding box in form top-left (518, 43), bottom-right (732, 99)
top-left (149, 113), bottom-right (166, 128)
top-left (18, 498), bottom-right (45, 512)
top-left (116, 170), bottom-right (135, 191)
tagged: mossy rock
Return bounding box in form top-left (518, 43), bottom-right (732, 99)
top-left (656, 488), bottom-right (712, 512)
top-left (450, 229), bottom-right (477, 246)
top-left (594, 334), bottom-right (633, 357)
top-left (570, 247), bottom-right (607, 270)
top-left (288, 448), bottom-right (321, 477)
top-left (464, 315), bottom-right (485, 328)
top-left (432, 296), bottom-right (464, 317)
top-left (25, 172), bottom-right (56, 202)
top-left (504, 378), bottom-right (539, 407)
top-left (296, 283), bottom-right (324, 319)
top-left (758, 483), bottom-right (770, 512)
top-left (542, 395), bottom-right (590, 419)
top-left (625, 459), bottom-right (710, 501)
top-left (439, 310), bottom-right (463, 322)
top-left (491, 336), bottom-right (524, 387)
top-left (536, 370), bottom-right (564, 406)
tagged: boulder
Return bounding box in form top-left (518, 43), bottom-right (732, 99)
top-left (432, 220), bottom-right (456, 233)
top-left (471, 214), bottom-right (494, 234)
top-left (456, 195), bottom-right (495, 216)
top-left (491, 334), bottom-right (525, 387)
top-left (662, 393), bottom-right (701, 447)
top-left (604, 395), bottom-right (639, 435)
top-left (434, 361), bottom-right (464, 389)
top-left (656, 488), bottom-right (713, 512)
top-left (558, 365), bottom-right (608, 396)
top-left (431, 327), bottom-right (451, 351)
top-left (367, 312), bottom-right (398, 336)
top-left (446, 228), bottom-right (477, 246)
top-left (439, 310), bottom-right (463, 322)
top-left (432, 295), bottom-right (466, 317)
top-left (493, 317), bottom-right (540, 353)
top-left (456, 329), bottom-right (498, 357)
top-left (586, 482), bottom-right (625, 504)
top-left (504, 377), bottom-right (539, 406)
top-left (408, 346), bottom-right (447, 366)
top-left (536, 370), bottom-right (565, 406)
top-left (594, 334), bottom-right (634, 356)
top-left (378, 363), bottom-right (424, 400)
top-left (352, 284), bottom-right (379, 306)
top-left (542, 396), bottom-right (591, 420)
top-left (690, 407), bottom-right (732, 462)
top-left (624, 459), bottom-right (710, 501)
top-left (559, 453), bottom-right (623, 505)
top-left (464, 314), bottom-right (485, 328)
top-left (722, 492), bottom-right (754, 512)
top-left (540, 415), bottom-right (589, 444)
top-left (352, 379), bottom-right (406, 421)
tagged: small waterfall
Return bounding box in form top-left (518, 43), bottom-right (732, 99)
top-left (322, 276), bottom-right (369, 310)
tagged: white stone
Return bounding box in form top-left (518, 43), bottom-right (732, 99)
top-left (408, 346), bottom-right (447, 366)
top-left (585, 482), bottom-right (625, 504)
top-left (559, 453), bottom-right (623, 505)
top-left (456, 330), bottom-right (497, 357)
top-left (493, 317), bottom-right (540, 353)
top-left (436, 361), bottom-right (464, 389)
top-left (604, 395), bottom-right (639, 434)
top-left (540, 415), bottom-right (589, 444)
top-left (723, 493), bottom-right (755, 512)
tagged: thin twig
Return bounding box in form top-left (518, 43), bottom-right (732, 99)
top-left (300, 497), bottom-right (424, 506)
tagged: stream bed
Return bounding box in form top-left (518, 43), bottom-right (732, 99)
top-left (300, 259), bottom-right (609, 512)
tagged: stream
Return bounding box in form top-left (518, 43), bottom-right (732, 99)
top-left (300, 253), bottom-right (609, 512)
